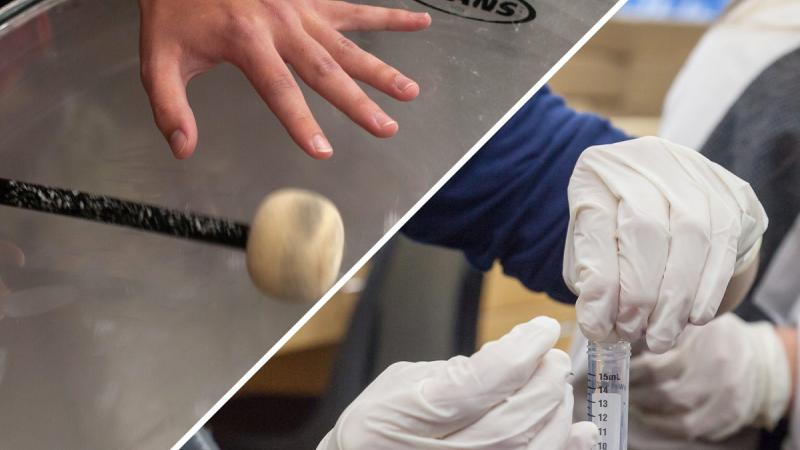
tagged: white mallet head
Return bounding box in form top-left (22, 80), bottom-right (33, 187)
top-left (246, 189), bottom-right (344, 303)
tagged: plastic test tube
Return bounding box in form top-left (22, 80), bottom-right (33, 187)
top-left (587, 341), bottom-right (631, 450)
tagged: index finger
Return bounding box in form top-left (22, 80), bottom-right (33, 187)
top-left (445, 350), bottom-right (572, 444)
top-left (419, 316), bottom-right (561, 430)
top-left (321, 3), bottom-right (432, 32)
top-left (564, 157), bottom-right (621, 343)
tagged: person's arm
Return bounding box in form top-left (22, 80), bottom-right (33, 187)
top-left (137, 0), bottom-right (430, 159)
top-left (403, 87), bottom-right (629, 303)
top-left (405, 87), bottom-right (767, 353)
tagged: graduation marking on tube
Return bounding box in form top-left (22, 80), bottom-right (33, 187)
top-left (587, 341), bottom-right (631, 450)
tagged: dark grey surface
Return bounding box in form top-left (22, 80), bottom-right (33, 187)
top-left (0, 0), bottom-right (616, 448)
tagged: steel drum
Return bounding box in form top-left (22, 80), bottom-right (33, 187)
top-left (0, 0), bottom-right (616, 448)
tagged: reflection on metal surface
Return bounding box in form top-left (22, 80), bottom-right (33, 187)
top-left (0, 0), bottom-right (44, 25)
top-left (0, 0), bottom-right (615, 448)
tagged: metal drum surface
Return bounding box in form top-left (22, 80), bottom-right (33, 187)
top-left (0, 0), bottom-right (615, 448)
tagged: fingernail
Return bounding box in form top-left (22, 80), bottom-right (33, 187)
top-left (169, 129), bottom-right (187, 158)
top-left (373, 112), bottom-right (397, 129)
top-left (394, 74), bottom-right (416, 92)
top-left (312, 133), bottom-right (333, 154)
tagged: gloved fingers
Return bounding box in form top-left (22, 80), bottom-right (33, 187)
top-left (419, 317), bottom-right (561, 436)
top-left (634, 325), bottom-right (758, 443)
top-left (356, 360), bottom-right (442, 399)
top-left (633, 379), bottom-right (716, 440)
top-left (645, 188), bottom-right (711, 352)
top-left (634, 410), bottom-right (697, 440)
top-left (443, 349), bottom-right (571, 445)
top-left (598, 140), bottom-right (713, 344)
top-left (614, 184), bottom-right (670, 343)
top-left (689, 224), bottom-right (738, 324)
top-left (688, 198), bottom-right (739, 324)
top-left (671, 343), bottom-right (754, 442)
top-left (325, 360), bottom-right (448, 449)
top-left (629, 350), bottom-right (683, 385)
top-left (338, 353), bottom-right (569, 450)
top-left (635, 396), bottom-right (730, 443)
top-left (524, 386), bottom-right (574, 450)
top-left (573, 141), bottom-right (672, 343)
top-left (630, 379), bottom-right (699, 414)
top-left (670, 149), bottom-right (758, 323)
top-left (705, 162), bottom-right (768, 274)
top-left (671, 151), bottom-right (742, 323)
top-left (566, 161), bottom-right (620, 342)
top-left (564, 422), bottom-right (600, 450)
top-left (675, 389), bottom-right (743, 441)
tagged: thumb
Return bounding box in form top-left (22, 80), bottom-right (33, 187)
top-left (564, 151), bottom-right (622, 343)
top-left (140, 56), bottom-right (198, 159)
top-left (419, 316), bottom-right (561, 432)
top-left (565, 422), bottom-right (600, 450)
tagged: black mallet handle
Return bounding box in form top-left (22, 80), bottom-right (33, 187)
top-left (0, 177), bottom-right (249, 249)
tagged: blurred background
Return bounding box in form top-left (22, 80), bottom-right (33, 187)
top-left (194, 6), bottom-right (724, 449)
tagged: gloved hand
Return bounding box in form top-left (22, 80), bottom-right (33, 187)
top-left (629, 313), bottom-right (790, 441)
top-left (563, 136), bottom-right (767, 352)
top-left (317, 316), bottom-right (599, 450)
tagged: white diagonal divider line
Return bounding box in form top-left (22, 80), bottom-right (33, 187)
top-left (171, 1), bottom-right (630, 447)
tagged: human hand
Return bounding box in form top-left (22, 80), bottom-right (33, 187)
top-left (317, 316), bottom-right (598, 450)
top-left (138, 0), bottom-right (431, 159)
top-left (629, 313), bottom-right (790, 441)
top-left (563, 136), bottom-right (767, 353)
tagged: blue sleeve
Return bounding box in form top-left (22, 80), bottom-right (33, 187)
top-left (402, 86), bottom-right (630, 303)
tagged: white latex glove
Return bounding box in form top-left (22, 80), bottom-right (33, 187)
top-left (629, 313), bottom-right (790, 441)
top-left (563, 136), bottom-right (767, 352)
top-left (317, 316), bottom-right (599, 450)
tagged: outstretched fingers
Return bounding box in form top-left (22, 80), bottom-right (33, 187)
top-left (140, 55), bottom-right (199, 159)
top-left (235, 41), bottom-right (334, 159)
top-left (321, 2), bottom-right (432, 32)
